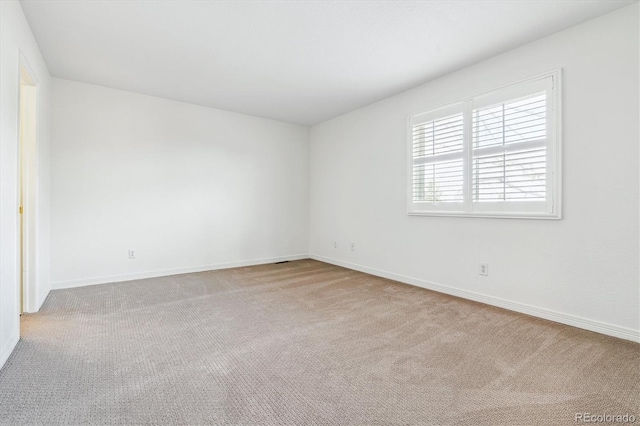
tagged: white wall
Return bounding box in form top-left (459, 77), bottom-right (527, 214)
top-left (309, 4), bottom-right (639, 341)
top-left (0, 0), bottom-right (52, 368)
top-left (51, 79), bottom-right (309, 288)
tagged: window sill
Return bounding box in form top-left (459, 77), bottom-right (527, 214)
top-left (407, 211), bottom-right (562, 220)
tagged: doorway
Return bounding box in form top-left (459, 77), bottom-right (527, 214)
top-left (18, 54), bottom-right (38, 316)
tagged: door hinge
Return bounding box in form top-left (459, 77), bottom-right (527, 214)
top-left (19, 206), bottom-right (23, 214)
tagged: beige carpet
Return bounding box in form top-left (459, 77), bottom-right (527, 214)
top-left (0, 259), bottom-right (638, 425)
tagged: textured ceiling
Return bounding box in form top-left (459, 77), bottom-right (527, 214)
top-left (20, 0), bottom-right (635, 125)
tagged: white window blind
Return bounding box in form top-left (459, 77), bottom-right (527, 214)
top-left (472, 92), bottom-right (547, 203)
top-left (412, 112), bottom-right (464, 204)
top-left (408, 71), bottom-right (560, 219)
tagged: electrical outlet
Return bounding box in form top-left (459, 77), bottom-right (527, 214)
top-left (351, 243), bottom-right (355, 251)
top-left (479, 263), bottom-right (488, 276)
top-left (129, 249), bottom-right (136, 259)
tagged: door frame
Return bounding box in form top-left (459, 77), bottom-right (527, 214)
top-left (17, 50), bottom-right (39, 315)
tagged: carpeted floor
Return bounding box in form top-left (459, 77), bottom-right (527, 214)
top-left (0, 259), bottom-right (638, 425)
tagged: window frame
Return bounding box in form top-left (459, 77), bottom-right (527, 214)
top-left (406, 70), bottom-right (562, 220)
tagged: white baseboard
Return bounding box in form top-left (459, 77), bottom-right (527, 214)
top-left (52, 254), bottom-right (310, 290)
top-left (0, 330), bottom-right (19, 371)
top-left (36, 287), bottom-right (49, 311)
top-left (310, 254), bottom-right (640, 343)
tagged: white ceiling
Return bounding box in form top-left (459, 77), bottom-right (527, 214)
top-left (21, 0), bottom-right (634, 125)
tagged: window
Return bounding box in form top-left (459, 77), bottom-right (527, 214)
top-left (408, 71), bottom-right (561, 219)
